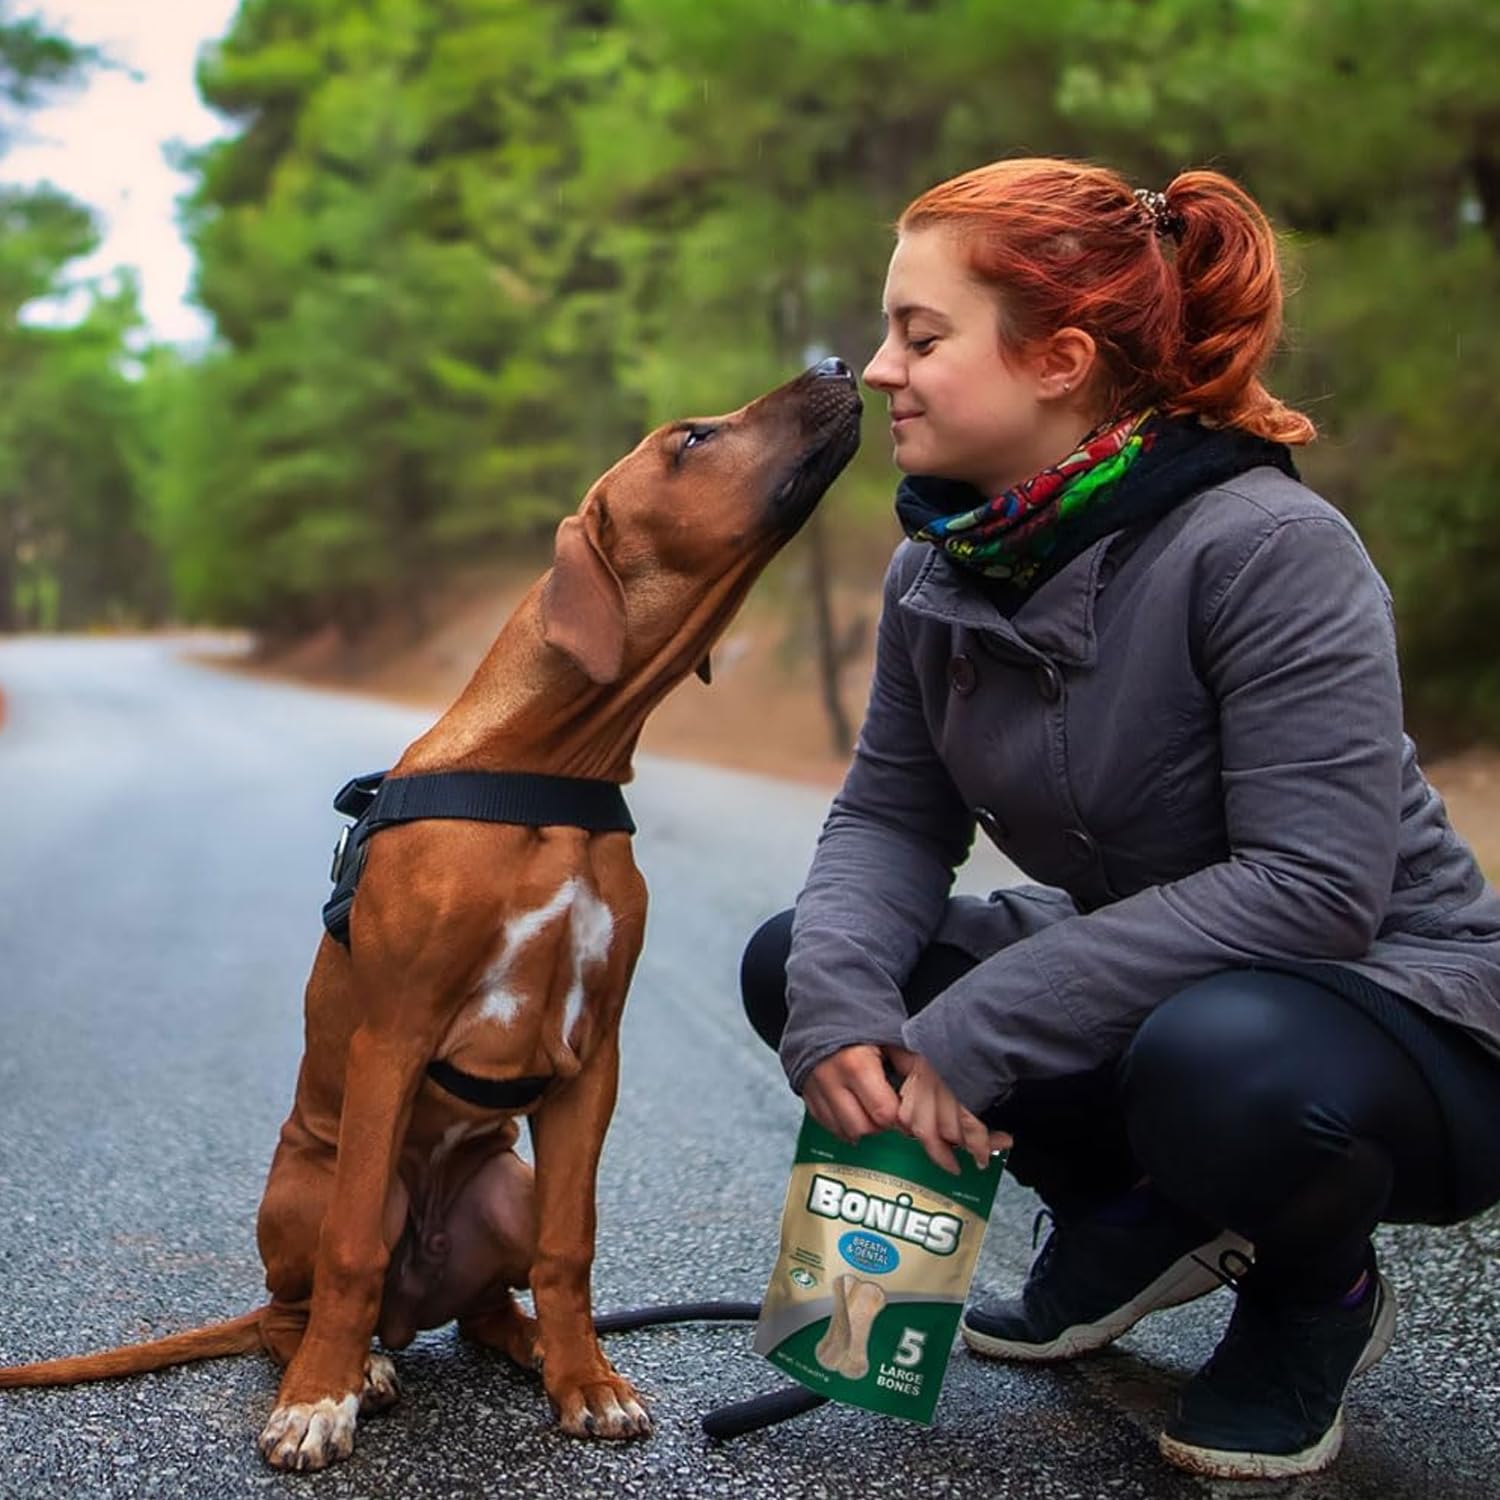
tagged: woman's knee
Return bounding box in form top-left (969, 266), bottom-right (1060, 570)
top-left (1124, 971), bottom-right (1308, 1095)
top-left (1120, 971), bottom-right (1336, 1162)
top-left (740, 907), bottom-right (794, 1050)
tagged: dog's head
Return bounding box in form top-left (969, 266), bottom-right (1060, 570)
top-left (541, 359), bottom-right (861, 686)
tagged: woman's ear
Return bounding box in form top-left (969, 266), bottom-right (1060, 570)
top-left (1035, 325), bottom-right (1098, 400)
top-left (540, 503), bottom-right (627, 685)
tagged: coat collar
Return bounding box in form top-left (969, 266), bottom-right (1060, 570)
top-left (898, 535), bottom-right (1111, 667)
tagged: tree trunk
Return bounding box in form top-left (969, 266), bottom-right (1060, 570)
top-left (1471, 138), bottom-right (1500, 255)
top-left (773, 279), bottom-right (859, 760)
top-left (805, 506), bottom-right (852, 756)
top-left (0, 505), bottom-right (16, 633)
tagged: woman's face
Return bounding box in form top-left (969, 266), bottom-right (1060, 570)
top-left (863, 227), bottom-right (1077, 496)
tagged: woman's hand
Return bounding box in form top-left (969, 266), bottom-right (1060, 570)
top-left (802, 1044), bottom-right (901, 1144)
top-left (888, 1046), bottom-right (1012, 1173)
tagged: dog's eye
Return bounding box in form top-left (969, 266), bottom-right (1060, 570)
top-left (681, 425), bottom-right (717, 452)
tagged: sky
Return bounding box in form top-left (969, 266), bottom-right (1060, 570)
top-left (2, 0), bottom-right (243, 343)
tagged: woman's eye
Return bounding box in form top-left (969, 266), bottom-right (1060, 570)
top-left (908, 337), bottom-right (936, 354)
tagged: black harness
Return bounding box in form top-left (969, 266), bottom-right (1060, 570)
top-left (322, 769), bottom-right (635, 1112)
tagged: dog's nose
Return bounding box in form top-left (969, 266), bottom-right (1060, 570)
top-left (813, 356), bottom-right (853, 382)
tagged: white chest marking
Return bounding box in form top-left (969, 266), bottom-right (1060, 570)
top-left (562, 882), bottom-right (615, 1045)
top-left (478, 880), bottom-right (578, 1024)
top-left (475, 877), bottom-right (615, 1044)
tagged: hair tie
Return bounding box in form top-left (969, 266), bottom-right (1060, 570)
top-left (1134, 187), bottom-right (1186, 243)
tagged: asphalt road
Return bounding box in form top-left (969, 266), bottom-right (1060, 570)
top-left (0, 636), bottom-right (1495, 1500)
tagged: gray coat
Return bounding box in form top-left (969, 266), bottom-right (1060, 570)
top-left (781, 465), bottom-right (1500, 1115)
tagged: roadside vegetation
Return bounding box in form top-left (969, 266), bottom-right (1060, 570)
top-left (2, 0), bottom-right (1498, 750)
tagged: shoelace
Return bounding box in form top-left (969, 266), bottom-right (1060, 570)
top-left (1026, 1207), bottom-right (1059, 1278)
top-left (1030, 1207), bottom-right (1054, 1252)
top-left (1190, 1241), bottom-right (1254, 1290)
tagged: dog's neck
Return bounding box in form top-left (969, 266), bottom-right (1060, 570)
top-left (395, 572), bottom-right (754, 783)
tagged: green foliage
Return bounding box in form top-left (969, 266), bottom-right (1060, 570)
top-left (0, 282), bottom-right (156, 628)
top-left (156, 0), bottom-right (640, 638)
top-left (125, 0), bottom-right (1500, 740)
top-left (0, 5), bottom-right (100, 121)
top-left (0, 11), bottom-right (152, 630)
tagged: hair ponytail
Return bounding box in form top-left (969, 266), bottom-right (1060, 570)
top-left (1161, 171), bottom-right (1316, 444)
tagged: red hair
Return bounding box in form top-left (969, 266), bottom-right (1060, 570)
top-left (898, 158), bottom-right (1315, 445)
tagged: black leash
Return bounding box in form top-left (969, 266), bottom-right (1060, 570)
top-left (590, 1299), bottom-right (829, 1440)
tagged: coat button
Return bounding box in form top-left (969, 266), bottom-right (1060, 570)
top-left (1064, 828), bottom-right (1097, 864)
top-left (949, 653), bottom-right (978, 696)
top-left (1035, 661), bottom-right (1063, 702)
top-left (974, 805), bottom-right (1008, 841)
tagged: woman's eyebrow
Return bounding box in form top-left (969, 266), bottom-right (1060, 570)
top-left (882, 303), bottom-right (952, 326)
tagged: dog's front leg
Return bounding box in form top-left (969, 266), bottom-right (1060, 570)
top-left (528, 1031), bottom-right (651, 1440)
top-left (258, 1026), bottom-right (425, 1471)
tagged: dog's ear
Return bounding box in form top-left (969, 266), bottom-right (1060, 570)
top-left (541, 505), bottom-right (627, 685)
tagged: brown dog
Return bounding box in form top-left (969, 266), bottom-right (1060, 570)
top-left (0, 359), bottom-right (861, 1470)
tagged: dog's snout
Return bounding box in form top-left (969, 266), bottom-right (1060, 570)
top-left (813, 356), bottom-right (853, 383)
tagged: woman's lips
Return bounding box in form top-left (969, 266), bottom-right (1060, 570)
top-left (891, 412), bottom-right (922, 429)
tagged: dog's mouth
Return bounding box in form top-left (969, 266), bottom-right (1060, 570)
top-left (768, 364), bottom-right (863, 530)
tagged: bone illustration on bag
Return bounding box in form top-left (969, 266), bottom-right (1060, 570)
top-left (813, 1274), bottom-right (854, 1371)
top-left (838, 1278), bottom-right (887, 1380)
top-left (813, 1275), bottom-right (887, 1379)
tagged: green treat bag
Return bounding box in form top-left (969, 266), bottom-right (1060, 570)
top-left (753, 1111), bottom-right (1005, 1424)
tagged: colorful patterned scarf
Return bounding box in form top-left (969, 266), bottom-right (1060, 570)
top-left (900, 409), bottom-right (1156, 589)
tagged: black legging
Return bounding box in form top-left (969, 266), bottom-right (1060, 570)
top-left (742, 909), bottom-right (1484, 1303)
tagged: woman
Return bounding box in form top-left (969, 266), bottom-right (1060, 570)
top-left (739, 158), bottom-right (1500, 1481)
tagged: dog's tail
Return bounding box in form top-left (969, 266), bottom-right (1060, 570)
top-left (0, 1308), bottom-right (266, 1388)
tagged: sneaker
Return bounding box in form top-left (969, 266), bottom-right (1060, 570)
top-left (1159, 1257), bottom-right (1397, 1480)
top-left (961, 1198), bottom-right (1253, 1362)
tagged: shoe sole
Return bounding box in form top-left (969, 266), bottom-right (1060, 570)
top-left (1156, 1275), bottom-right (1396, 1480)
top-left (1159, 1409), bottom-right (1346, 1480)
top-left (961, 1230), bottom-right (1252, 1363)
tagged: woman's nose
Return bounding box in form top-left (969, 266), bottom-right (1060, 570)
top-left (862, 338), bottom-right (902, 392)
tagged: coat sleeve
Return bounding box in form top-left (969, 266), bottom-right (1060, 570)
top-left (901, 515), bottom-right (1406, 1115)
top-left (779, 550), bottom-right (976, 1092)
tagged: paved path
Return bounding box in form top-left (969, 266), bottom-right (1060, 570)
top-left (0, 636), bottom-right (1493, 1499)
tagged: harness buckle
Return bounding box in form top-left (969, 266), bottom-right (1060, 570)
top-left (330, 823), bottom-right (352, 884)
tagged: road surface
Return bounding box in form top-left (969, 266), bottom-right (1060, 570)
top-left (0, 636), bottom-right (1494, 1499)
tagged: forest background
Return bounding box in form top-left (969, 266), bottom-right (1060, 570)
top-left (1, 0), bottom-right (1497, 817)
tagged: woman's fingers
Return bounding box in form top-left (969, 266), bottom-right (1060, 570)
top-left (938, 1091), bottom-right (975, 1174)
top-left (917, 1119), bottom-right (962, 1174)
top-left (884, 1045), bottom-right (918, 1079)
top-left (898, 1063), bottom-right (962, 1173)
top-left (846, 1052), bottom-right (901, 1131)
top-left (806, 1078), bottom-right (872, 1142)
top-left (894, 1057), bottom-right (1003, 1174)
top-left (804, 1045), bottom-right (900, 1142)
top-left (800, 1079), bottom-right (838, 1137)
top-left (959, 1108), bottom-right (993, 1172)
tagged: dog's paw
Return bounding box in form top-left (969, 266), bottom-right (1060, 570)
top-left (553, 1375), bottom-right (652, 1441)
top-left (258, 1393), bottom-right (359, 1471)
top-left (360, 1352), bottom-right (401, 1415)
